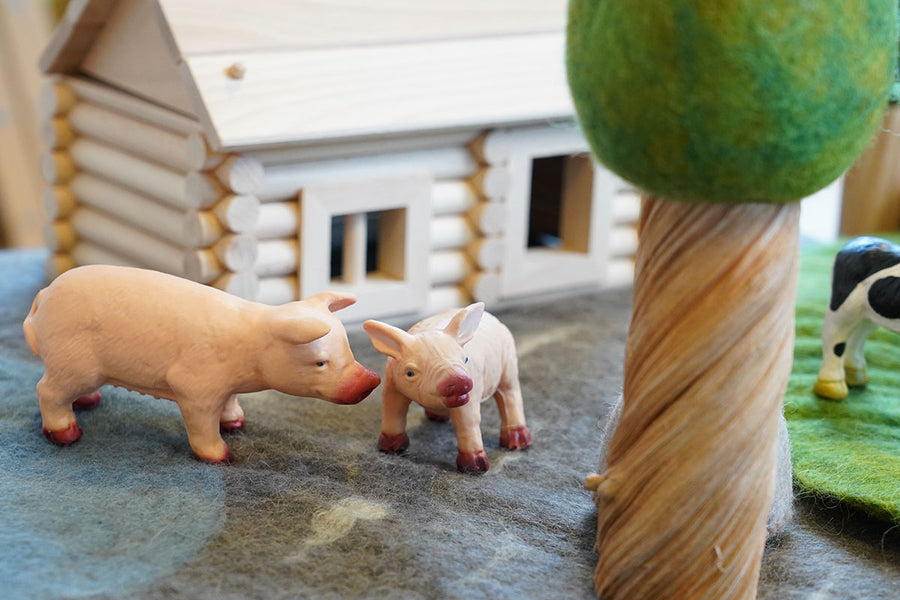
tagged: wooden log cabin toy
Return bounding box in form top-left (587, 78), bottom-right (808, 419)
top-left (23, 265), bottom-right (381, 463)
top-left (363, 302), bottom-right (531, 473)
top-left (567, 0), bottom-right (897, 598)
top-left (814, 236), bottom-right (900, 400)
top-left (34, 0), bottom-right (644, 324)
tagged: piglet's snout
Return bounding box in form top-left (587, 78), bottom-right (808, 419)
top-left (438, 367), bottom-right (473, 408)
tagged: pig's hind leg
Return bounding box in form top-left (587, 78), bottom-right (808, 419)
top-left (494, 364), bottom-right (532, 451)
top-left (219, 395), bottom-right (246, 432)
top-left (37, 372), bottom-right (93, 445)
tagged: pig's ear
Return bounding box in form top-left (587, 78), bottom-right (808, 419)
top-left (363, 320), bottom-right (412, 360)
top-left (272, 314), bottom-right (332, 345)
top-left (444, 303), bottom-right (484, 346)
top-left (302, 291), bottom-right (358, 313)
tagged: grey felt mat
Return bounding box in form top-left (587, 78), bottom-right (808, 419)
top-left (1, 249), bottom-right (898, 599)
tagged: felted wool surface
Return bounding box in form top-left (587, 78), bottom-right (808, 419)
top-left (786, 237), bottom-right (900, 523)
top-left (566, 0), bottom-right (897, 203)
top-left (2, 249), bottom-right (899, 599)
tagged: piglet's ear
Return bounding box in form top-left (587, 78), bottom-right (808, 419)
top-left (444, 302), bottom-right (484, 346)
top-left (363, 320), bottom-right (412, 361)
top-left (271, 313), bottom-right (332, 345)
top-left (302, 291), bottom-right (357, 313)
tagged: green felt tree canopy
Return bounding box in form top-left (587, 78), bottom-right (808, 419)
top-left (566, 0), bottom-right (897, 203)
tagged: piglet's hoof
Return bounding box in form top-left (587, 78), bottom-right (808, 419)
top-left (457, 450), bottom-right (489, 474)
top-left (378, 431), bottom-right (409, 454)
top-left (73, 391), bottom-right (101, 410)
top-left (845, 366), bottom-right (869, 388)
top-left (500, 425), bottom-right (532, 450)
top-left (220, 417), bottom-right (246, 433)
top-left (193, 446), bottom-right (233, 465)
top-left (424, 409), bottom-right (449, 422)
top-left (43, 422), bottom-right (83, 446)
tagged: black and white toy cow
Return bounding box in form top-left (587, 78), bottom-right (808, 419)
top-left (814, 236), bottom-right (900, 400)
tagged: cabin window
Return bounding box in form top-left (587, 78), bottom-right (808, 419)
top-left (492, 125), bottom-right (620, 299)
top-left (299, 175), bottom-right (430, 320)
top-left (329, 209), bottom-right (404, 284)
top-left (527, 155), bottom-right (593, 253)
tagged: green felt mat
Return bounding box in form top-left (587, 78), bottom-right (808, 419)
top-left (786, 237), bottom-right (900, 523)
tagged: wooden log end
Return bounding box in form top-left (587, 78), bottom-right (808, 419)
top-left (186, 132), bottom-right (226, 171)
top-left (213, 194), bottom-right (260, 234)
top-left (212, 272), bottom-right (260, 300)
top-left (214, 155), bottom-right (264, 195)
top-left (183, 250), bottom-right (221, 284)
top-left (45, 253), bottom-right (76, 280)
top-left (40, 152), bottom-right (76, 184)
top-left (42, 118), bottom-right (76, 149)
top-left (42, 221), bottom-right (77, 253)
top-left (42, 186), bottom-right (78, 221)
top-left (213, 234), bottom-right (258, 272)
top-left (185, 172), bottom-right (227, 209)
top-left (466, 237), bottom-right (504, 271)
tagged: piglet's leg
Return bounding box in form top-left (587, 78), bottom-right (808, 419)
top-left (494, 366), bottom-right (531, 450)
top-left (73, 391), bottom-right (102, 410)
top-left (179, 402), bottom-right (232, 464)
top-left (450, 402), bottom-right (488, 473)
top-left (378, 382), bottom-right (411, 453)
top-left (219, 395), bottom-right (246, 432)
top-left (37, 376), bottom-right (83, 445)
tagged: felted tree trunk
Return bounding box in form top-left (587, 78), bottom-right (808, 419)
top-left (593, 197), bottom-right (799, 599)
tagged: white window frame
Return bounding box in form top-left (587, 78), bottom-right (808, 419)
top-left (500, 126), bottom-right (617, 298)
top-left (299, 174), bottom-right (431, 321)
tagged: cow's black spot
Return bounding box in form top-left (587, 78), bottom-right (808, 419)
top-left (831, 237), bottom-right (900, 311)
top-left (868, 276), bottom-right (900, 320)
top-left (833, 342), bottom-right (846, 357)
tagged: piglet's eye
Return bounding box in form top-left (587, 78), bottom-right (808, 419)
top-left (406, 370), bottom-right (415, 377)
top-left (464, 356), bottom-right (469, 364)
top-left (316, 361), bottom-right (326, 367)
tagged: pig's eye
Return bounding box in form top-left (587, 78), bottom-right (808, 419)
top-left (464, 356), bottom-right (469, 364)
top-left (315, 360), bottom-right (326, 367)
top-left (406, 369), bottom-right (415, 377)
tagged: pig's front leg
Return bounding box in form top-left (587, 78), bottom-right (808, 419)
top-left (178, 399), bottom-right (233, 464)
top-left (450, 401), bottom-right (488, 473)
top-left (378, 378), bottom-right (411, 453)
top-left (219, 395), bottom-right (246, 432)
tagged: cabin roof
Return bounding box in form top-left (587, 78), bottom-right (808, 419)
top-left (41, 0), bottom-right (575, 152)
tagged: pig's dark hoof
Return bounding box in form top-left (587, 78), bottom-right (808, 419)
top-left (73, 391), bottom-right (101, 410)
top-left (500, 425), bottom-right (532, 450)
top-left (43, 422), bottom-right (83, 446)
top-left (457, 450), bottom-right (489, 474)
top-left (220, 417), bottom-right (246, 433)
top-left (424, 409), bottom-right (449, 422)
top-left (378, 431), bottom-right (409, 454)
top-left (193, 446), bottom-right (233, 465)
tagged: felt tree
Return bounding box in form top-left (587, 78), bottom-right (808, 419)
top-left (566, 1), bottom-right (897, 598)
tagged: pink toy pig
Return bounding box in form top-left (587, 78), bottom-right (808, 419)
top-left (23, 265), bottom-right (381, 463)
top-left (363, 302), bottom-right (531, 473)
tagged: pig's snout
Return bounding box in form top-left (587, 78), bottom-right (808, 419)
top-left (438, 367), bottom-right (473, 408)
top-left (332, 365), bottom-right (381, 405)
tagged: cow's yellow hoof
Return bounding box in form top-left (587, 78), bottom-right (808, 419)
top-left (845, 366), bottom-right (868, 388)
top-left (813, 379), bottom-right (848, 400)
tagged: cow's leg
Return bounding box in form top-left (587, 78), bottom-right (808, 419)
top-left (494, 364), bottom-right (531, 450)
top-left (450, 398), bottom-right (488, 473)
top-left (814, 308), bottom-right (856, 400)
top-left (219, 395), bottom-right (246, 432)
top-left (843, 320), bottom-right (877, 387)
top-left (378, 380), bottom-right (412, 453)
top-left (179, 400), bottom-right (232, 463)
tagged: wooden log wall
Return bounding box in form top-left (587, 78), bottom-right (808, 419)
top-left (40, 77), bottom-right (262, 300)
